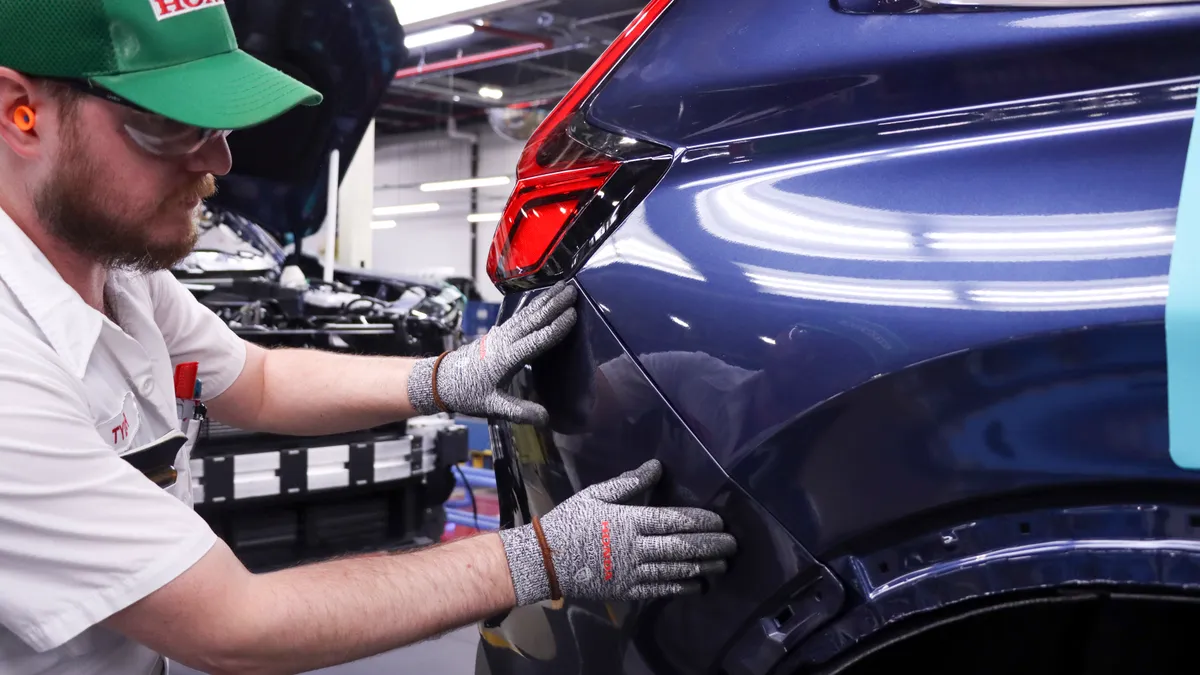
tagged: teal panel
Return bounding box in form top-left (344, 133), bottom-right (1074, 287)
top-left (1167, 96), bottom-right (1200, 469)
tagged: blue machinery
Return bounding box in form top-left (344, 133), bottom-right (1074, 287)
top-left (443, 416), bottom-right (499, 531)
top-left (445, 464), bottom-right (500, 531)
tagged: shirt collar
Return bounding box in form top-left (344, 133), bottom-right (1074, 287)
top-left (0, 205), bottom-right (103, 379)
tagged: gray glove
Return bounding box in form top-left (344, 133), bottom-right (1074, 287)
top-left (498, 460), bottom-right (738, 605)
top-left (408, 282), bottom-right (578, 425)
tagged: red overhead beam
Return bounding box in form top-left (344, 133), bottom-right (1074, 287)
top-left (394, 36), bottom-right (553, 81)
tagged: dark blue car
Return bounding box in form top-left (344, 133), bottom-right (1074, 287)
top-left (478, 0), bottom-right (1200, 672)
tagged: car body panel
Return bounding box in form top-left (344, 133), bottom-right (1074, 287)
top-left (726, 321), bottom-right (1184, 555)
top-left (576, 75), bottom-right (1198, 552)
top-left (587, 0), bottom-right (1200, 149)
top-left (480, 285), bottom-right (843, 675)
top-left (482, 0), bottom-right (1200, 672)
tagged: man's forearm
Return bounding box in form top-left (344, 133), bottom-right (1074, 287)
top-left (211, 283), bottom-right (580, 434)
top-left (108, 461), bottom-right (736, 675)
top-left (213, 533), bottom-right (516, 675)
top-left (250, 346), bottom-right (424, 436)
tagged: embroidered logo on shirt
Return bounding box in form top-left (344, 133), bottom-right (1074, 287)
top-left (96, 391), bottom-right (141, 454)
top-left (111, 413), bottom-right (131, 445)
top-left (149, 0), bottom-right (225, 21)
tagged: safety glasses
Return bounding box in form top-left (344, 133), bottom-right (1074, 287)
top-left (52, 79), bottom-right (231, 158)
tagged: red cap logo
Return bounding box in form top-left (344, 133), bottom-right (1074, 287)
top-left (150, 0), bottom-right (225, 21)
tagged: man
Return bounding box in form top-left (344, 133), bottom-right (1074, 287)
top-left (0, 2), bottom-right (737, 674)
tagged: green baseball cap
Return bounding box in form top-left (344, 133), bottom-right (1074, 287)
top-left (0, 0), bottom-right (322, 130)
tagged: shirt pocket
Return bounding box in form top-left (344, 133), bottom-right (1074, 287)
top-left (92, 390), bottom-right (142, 456)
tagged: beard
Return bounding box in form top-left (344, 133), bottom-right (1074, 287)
top-left (33, 125), bottom-right (217, 273)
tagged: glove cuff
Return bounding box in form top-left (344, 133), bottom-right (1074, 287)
top-left (406, 356), bottom-right (440, 415)
top-left (498, 524), bottom-right (551, 606)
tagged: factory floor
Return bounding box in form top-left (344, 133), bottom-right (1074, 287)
top-left (173, 625), bottom-right (479, 674)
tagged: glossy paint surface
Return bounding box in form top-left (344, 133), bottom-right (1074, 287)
top-left (589, 0), bottom-right (1200, 148)
top-left (484, 0), bottom-right (1200, 671)
top-left (724, 321), bottom-right (1191, 554)
top-left (480, 286), bottom-right (841, 675)
top-left (580, 78), bottom-right (1195, 523)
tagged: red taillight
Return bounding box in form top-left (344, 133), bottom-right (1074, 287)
top-left (487, 0), bottom-right (674, 288)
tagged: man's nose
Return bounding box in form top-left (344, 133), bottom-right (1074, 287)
top-left (183, 134), bottom-right (233, 176)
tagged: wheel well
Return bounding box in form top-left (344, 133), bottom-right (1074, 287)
top-left (809, 587), bottom-right (1200, 675)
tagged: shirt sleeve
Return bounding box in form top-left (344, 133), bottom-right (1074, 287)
top-left (146, 271), bottom-right (248, 402)
top-left (0, 339), bottom-right (218, 652)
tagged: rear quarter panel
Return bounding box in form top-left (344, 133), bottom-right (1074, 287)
top-left (479, 288), bottom-right (840, 675)
top-left (578, 0), bottom-right (1200, 555)
top-left (485, 0), bottom-right (1200, 671)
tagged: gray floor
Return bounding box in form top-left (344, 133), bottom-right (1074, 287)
top-left (172, 626), bottom-right (478, 674)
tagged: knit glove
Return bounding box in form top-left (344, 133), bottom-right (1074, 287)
top-left (408, 282), bottom-right (577, 425)
top-left (498, 460), bottom-right (738, 605)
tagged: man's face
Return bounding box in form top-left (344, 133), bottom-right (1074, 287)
top-left (32, 90), bottom-right (231, 273)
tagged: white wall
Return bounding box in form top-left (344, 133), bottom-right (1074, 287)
top-left (372, 123), bottom-right (524, 302)
top-left (337, 120), bottom-right (376, 270)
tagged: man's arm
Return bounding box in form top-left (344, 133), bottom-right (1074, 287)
top-left (104, 533), bottom-right (515, 675)
top-left (204, 282), bottom-right (579, 435)
top-left (205, 345), bottom-right (425, 436)
top-left (105, 461), bottom-right (736, 675)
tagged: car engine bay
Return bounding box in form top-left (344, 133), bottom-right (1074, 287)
top-left (174, 205), bottom-right (464, 357)
top-left (171, 205), bottom-right (469, 571)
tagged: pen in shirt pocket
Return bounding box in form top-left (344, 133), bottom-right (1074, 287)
top-left (173, 362), bottom-right (207, 435)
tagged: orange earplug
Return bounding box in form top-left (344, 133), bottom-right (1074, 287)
top-left (13, 105), bottom-right (35, 132)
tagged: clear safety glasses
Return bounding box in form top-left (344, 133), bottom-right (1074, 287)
top-left (54, 79), bottom-right (232, 158)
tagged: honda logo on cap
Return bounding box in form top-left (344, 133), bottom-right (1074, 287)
top-left (150, 0), bottom-right (225, 21)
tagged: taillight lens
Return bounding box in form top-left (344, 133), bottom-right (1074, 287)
top-left (487, 0), bottom-right (675, 290)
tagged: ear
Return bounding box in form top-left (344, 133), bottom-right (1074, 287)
top-left (0, 68), bottom-right (43, 159)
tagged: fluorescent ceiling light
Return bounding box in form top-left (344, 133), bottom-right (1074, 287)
top-left (478, 86), bottom-right (504, 100)
top-left (420, 176), bottom-right (511, 192)
top-left (393, 0), bottom-right (536, 30)
top-left (405, 25), bottom-right (476, 49)
top-left (373, 202), bottom-right (440, 216)
top-left (467, 212), bottom-right (503, 223)
top-left (371, 220), bottom-right (398, 230)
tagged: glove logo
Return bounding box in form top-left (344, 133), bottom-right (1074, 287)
top-left (601, 521), bottom-right (614, 581)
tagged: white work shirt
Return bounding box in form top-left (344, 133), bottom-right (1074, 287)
top-left (0, 205), bottom-right (247, 674)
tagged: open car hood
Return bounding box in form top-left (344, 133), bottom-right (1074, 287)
top-left (210, 0), bottom-right (407, 241)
